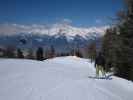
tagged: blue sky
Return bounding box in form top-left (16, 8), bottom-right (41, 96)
top-left (0, 0), bottom-right (124, 27)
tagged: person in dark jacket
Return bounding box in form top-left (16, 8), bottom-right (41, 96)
top-left (95, 52), bottom-right (106, 77)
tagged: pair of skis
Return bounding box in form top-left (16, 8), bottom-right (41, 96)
top-left (88, 74), bottom-right (113, 80)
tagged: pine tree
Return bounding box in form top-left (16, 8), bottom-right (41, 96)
top-left (70, 49), bottom-right (75, 56)
top-left (0, 47), bottom-right (5, 57)
top-left (5, 46), bottom-right (16, 58)
top-left (17, 48), bottom-right (24, 58)
top-left (50, 45), bottom-right (55, 58)
top-left (87, 42), bottom-right (96, 63)
top-left (36, 47), bottom-right (44, 61)
top-left (102, 28), bottom-right (120, 72)
top-left (75, 49), bottom-right (83, 58)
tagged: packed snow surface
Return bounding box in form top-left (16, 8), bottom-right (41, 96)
top-left (0, 56), bottom-right (133, 100)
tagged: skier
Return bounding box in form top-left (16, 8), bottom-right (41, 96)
top-left (95, 52), bottom-right (106, 77)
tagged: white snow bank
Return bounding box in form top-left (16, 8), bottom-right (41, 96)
top-left (0, 56), bottom-right (133, 100)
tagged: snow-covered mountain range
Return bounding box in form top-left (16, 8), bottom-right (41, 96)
top-left (0, 23), bottom-right (108, 52)
top-left (0, 23), bottom-right (107, 39)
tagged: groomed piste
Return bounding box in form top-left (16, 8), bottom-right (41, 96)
top-left (0, 56), bottom-right (133, 100)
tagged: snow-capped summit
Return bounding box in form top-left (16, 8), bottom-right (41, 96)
top-left (48, 23), bottom-right (107, 40)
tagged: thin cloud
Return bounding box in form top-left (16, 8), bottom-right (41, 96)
top-left (95, 19), bottom-right (102, 24)
top-left (63, 19), bottom-right (72, 23)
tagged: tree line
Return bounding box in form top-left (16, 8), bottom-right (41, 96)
top-left (0, 45), bottom-right (84, 60)
top-left (101, 0), bottom-right (133, 81)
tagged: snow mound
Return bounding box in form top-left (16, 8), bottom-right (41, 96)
top-left (0, 56), bottom-right (133, 100)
